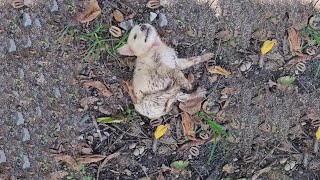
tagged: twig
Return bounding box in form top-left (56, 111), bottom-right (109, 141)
top-left (97, 146), bottom-right (125, 180)
top-left (92, 115), bottom-right (103, 142)
top-left (251, 161), bottom-right (275, 180)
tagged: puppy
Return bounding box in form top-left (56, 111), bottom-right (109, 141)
top-left (117, 23), bottom-right (213, 119)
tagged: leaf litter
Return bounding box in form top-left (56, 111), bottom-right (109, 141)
top-left (75, 0), bottom-right (101, 23)
top-left (82, 80), bottom-right (112, 97)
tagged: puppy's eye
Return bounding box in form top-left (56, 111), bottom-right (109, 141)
top-left (133, 34), bottom-right (137, 40)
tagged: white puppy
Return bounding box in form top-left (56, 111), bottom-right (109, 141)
top-left (117, 23), bottom-right (213, 119)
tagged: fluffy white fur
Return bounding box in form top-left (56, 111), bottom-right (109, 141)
top-left (118, 24), bottom-right (214, 119)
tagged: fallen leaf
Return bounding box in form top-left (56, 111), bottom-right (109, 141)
top-left (96, 117), bottom-right (125, 123)
top-left (222, 164), bottom-right (236, 174)
top-left (80, 143), bottom-right (93, 155)
top-left (287, 27), bottom-right (301, 54)
top-left (97, 148), bottom-right (123, 180)
top-left (113, 10), bottom-right (124, 22)
top-left (146, 0), bottom-right (161, 9)
top-left (80, 96), bottom-right (99, 107)
top-left (53, 154), bottom-right (80, 171)
top-left (170, 160), bottom-right (189, 170)
top-left (179, 97), bottom-right (204, 115)
top-left (156, 170), bottom-right (165, 180)
top-left (185, 28), bottom-right (197, 37)
top-left (154, 124), bottom-right (170, 139)
top-left (47, 171), bottom-right (69, 180)
top-left (121, 80), bottom-right (137, 104)
top-left (221, 87), bottom-right (235, 96)
top-left (284, 55), bottom-right (312, 69)
top-left (75, 0), bottom-right (101, 23)
top-left (208, 66), bottom-right (231, 78)
top-left (82, 80), bottom-right (112, 97)
top-left (277, 76), bottom-right (295, 85)
top-left (316, 127), bottom-right (320, 140)
top-left (215, 30), bottom-right (233, 42)
top-left (261, 39), bottom-right (276, 55)
top-left (109, 26), bottom-right (122, 37)
top-left (77, 154), bottom-right (106, 164)
top-left (181, 112), bottom-right (195, 139)
top-left (252, 29), bottom-right (269, 41)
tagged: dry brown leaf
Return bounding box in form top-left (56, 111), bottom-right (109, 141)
top-left (181, 112), bottom-right (195, 139)
top-left (113, 10), bottom-right (124, 22)
top-left (97, 149), bottom-right (123, 180)
top-left (11, 0), bottom-right (24, 8)
top-left (109, 26), bottom-right (122, 38)
top-left (53, 154), bottom-right (80, 171)
top-left (80, 96), bottom-right (99, 110)
top-left (146, 0), bottom-right (161, 9)
top-left (77, 154), bottom-right (106, 164)
top-left (75, 0), bottom-right (101, 23)
top-left (215, 30), bottom-right (233, 42)
top-left (82, 80), bottom-right (112, 97)
top-left (80, 143), bottom-right (93, 155)
top-left (284, 55), bottom-right (312, 69)
top-left (287, 27), bottom-right (301, 54)
top-left (47, 171), bottom-right (69, 180)
top-left (221, 87), bottom-right (235, 96)
top-left (222, 164), bottom-right (236, 174)
top-left (208, 66), bottom-right (231, 77)
top-left (185, 28), bottom-right (197, 37)
top-left (121, 80), bottom-right (137, 104)
top-left (179, 97), bottom-right (204, 115)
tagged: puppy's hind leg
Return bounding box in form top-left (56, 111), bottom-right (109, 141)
top-left (177, 53), bottom-right (214, 70)
top-left (176, 87), bottom-right (207, 102)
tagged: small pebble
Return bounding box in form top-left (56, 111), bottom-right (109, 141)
top-left (284, 163), bottom-right (291, 171)
top-left (149, 12), bottom-right (157, 22)
top-left (22, 128), bottom-right (30, 141)
top-left (240, 61), bottom-right (252, 72)
top-left (36, 106), bottom-right (42, 117)
top-left (8, 39), bottom-right (16, 53)
top-left (22, 13), bottom-right (32, 27)
top-left (36, 73), bottom-right (46, 84)
top-left (17, 112), bottom-right (25, 125)
top-left (289, 161), bottom-right (296, 169)
top-left (119, 20), bottom-right (134, 31)
top-left (18, 68), bottom-right (24, 79)
top-left (54, 87), bottom-right (61, 99)
top-left (124, 169), bottom-right (132, 176)
top-left (138, 146), bottom-right (145, 154)
top-left (159, 13), bottom-right (168, 27)
top-left (50, 0), bottom-right (59, 12)
top-left (129, 143), bottom-right (137, 149)
top-left (280, 158), bottom-right (288, 164)
top-left (23, 36), bottom-right (32, 48)
top-left (22, 155), bottom-right (30, 169)
top-left (0, 150), bottom-right (6, 163)
top-left (34, 18), bottom-right (41, 28)
top-left (133, 149), bottom-right (140, 156)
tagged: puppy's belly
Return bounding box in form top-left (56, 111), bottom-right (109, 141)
top-left (133, 76), bottom-right (173, 100)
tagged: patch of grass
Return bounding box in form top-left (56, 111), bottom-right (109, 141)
top-left (80, 164), bottom-right (93, 180)
top-left (316, 62), bottom-right (320, 77)
top-left (195, 111), bottom-right (227, 162)
top-left (122, 108), bottom-right (137, 119)
top-left (300, 26), bottom-right (320, 77)
top-left (79, 24), bottom-right (129, 62)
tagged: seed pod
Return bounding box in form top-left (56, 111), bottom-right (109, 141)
top-left (109, 26), bottom-right (122, 37)
top-left (146, 0), bottom-right (161, 9)
top-left (189, 146), bottom-right (200, 156)
top-left (11, 0), bottom-right (24, 8)
top-left (295, 62), bottom-right (306, 72)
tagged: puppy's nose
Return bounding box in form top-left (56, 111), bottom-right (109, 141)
top-left (140, 24), bottom-right (147, 31)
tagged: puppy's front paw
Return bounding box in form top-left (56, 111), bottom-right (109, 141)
top-left (201, 53), bottom-right (214, 62)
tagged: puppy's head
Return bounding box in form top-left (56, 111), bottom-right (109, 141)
top-left (117, 23), bottom-right (161, 57)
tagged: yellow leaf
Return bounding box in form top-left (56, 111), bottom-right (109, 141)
top-left (261, 39), bottom-right (276, 55)
top-left (154, 124), bottom-right (169, 139)
top-left (316, 127), bottom-right (320, 140)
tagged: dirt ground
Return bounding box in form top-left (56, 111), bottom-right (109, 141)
top-left (1, 0), bottom-right (320, 179)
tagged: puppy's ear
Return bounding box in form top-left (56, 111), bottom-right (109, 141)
top-left (117, 44), bottom-right (134, 56)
